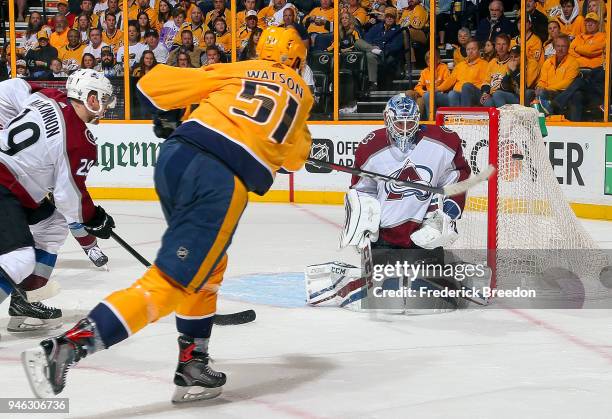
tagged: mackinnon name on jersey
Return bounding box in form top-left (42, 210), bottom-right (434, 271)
top-left (30, 99), bottom-right (61, 138)
top-left (246, 70), bottom-right (304, 98)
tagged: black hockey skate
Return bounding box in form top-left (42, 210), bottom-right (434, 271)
top-left (86, 245), bottom-right (109, 268)
top-left (8, 292), bottom-right (62, 332)
top-left (22, 318), bottom-right (102, 398)
top-left (172, 335), bottom-right (226, 403)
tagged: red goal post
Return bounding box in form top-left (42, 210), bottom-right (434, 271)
top-left (436, 107), bottom-right (500, 288)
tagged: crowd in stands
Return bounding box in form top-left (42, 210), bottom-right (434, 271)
top-left (3, 0), bottom-right (609, 120)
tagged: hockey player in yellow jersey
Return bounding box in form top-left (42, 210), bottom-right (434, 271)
top-left (22, 27), bottom-right (314, 403)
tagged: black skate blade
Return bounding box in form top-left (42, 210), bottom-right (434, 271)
top-left (171, 385), bottom-right (222, 403)
top-left (22, 346), bottom-right (56, 398)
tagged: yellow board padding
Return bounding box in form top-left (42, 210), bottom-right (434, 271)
top-left (89, 188), bottom-right (612, 220)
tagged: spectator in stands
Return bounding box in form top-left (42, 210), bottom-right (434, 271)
top-left (239, 27), bottom-right (262, 60)
top-left (435, 39), bottom-right (489, 106)
top-left (543, 20), bottom-right (561, 58)
top-left (129, 0), bottom-right (161, 30)
top-left (50, 58), bottom-right (68, 77)
top-left (237, 0), bottom-right (259, 29)
top-left (158, 0), bottom-right (174, 26)
top-left (363, 0), bottom-right (390, 31)
top-left (399, 0), bottom-right (427, 68)
top-left (513, 15), bottom-right (544, 88)
top-left (281, 8), bottom-right (309, 48)
top-left (186, 7), bottom-right (207, 46)
top-left (452, 27), bottom-right (470, 66)
top-left (132, 50), bottom-right (158, 77)
top-left (408, 49), bottom-right (450, 119)
top-left (0, 47), bottom-right (10, 81)
top-left (25, 30), bottom-right (59, 79)
top-left (102, 13), bottom-right (123, 52)
top-left (16, 60), bottom-right (29, 78)
top-left (52, 0), bottom-right (76, 29)
top-left (94, 45), bottom-right (124, 76)
top-left (94, 0), bottom-right (110, 14)
top-left (176, 51), bottom-right (194, 67)
top-left (237, 11), bottom-right (260, 54)
top-left (100, 0), bottom-right (124, 31)
top-left (161, 8), bottom-right (187, 50)
top-left (533, 34), bottom-right (582, 120)
top-left (475, 0), bottom-right (517, 43)
top-left (84, 28), bottom-right (109, 62)
top-left (137, 12), bottom-right (154, 40)
top-left (586, 0), bottom-right (605, 27)
top-left (294, 0), bottom-right (317, 16)
top-left (556, 0), bottom-right (584, 39)
top-left (482, 40), bottom-right (496, 61)
top-left (73, 0), bottom-right (100, 29)
top-left (50, 15), bottom-right (70, 50)
top-left (116, 21), bottom-right (148, 68)
top-left (177, 0), bottom-right (196, 20)
top-left (259, 0), bottom-right (294, 28)
top-left (303, 0), bottom-right (334, 47)
top-left (206, 0), bottom-right (232, 30)
top-left (200, 30), bottom-right (218, 64)
top-left (487, 45), bottom-right (520, 106)
top-left (480, 33), bottom-right (511, 106)
top-left (527, 0), bottom-right (549, 42)
top-left (435, 0), bottom-right (453, 47)
top-left (355, 9), bottom-right (403, 91)
top-left (203, 45), bottom-right (222, 65)
top-left (213, 18), bottom-right (232, 55)
top-left (80, 52), bottom-right (97, 69)
top-left (569, 12), bottom-right (604, 68)
top-left (144, 29), bottom-right (169, 64)
top-left (19, 12), bottom-right (48, 56)
top-left (58, 29), bottom-right (85, 73)
top-left (167, 29), bottom-right (203, 66)
top-left (338, 11), bottom-right (360, 52)
top-left (347, 0), bottom-right (368, 27)
top-left (76, 13), bottom-right (92, 43)
top-left (16, 0), bottom-right (27, 22)
top-left (537, 0), bottom-right (563, 18)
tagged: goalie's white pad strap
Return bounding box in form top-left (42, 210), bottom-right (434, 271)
top-left (305, 262), bottom-right (362, 306)
top-left (410, 209), bottom-right (458, 249)
top-left (339, 189), bottom-right (381, 249)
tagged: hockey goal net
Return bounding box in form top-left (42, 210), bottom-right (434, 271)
top-left (436, 105), bottom-right (608, 291)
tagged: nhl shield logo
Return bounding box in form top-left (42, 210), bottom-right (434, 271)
top-left (177, 246), bottom-right (189, 260)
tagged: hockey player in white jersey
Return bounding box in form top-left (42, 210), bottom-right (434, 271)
top-left (0, 70), bottom-right (117, 334)
top-left (306, 94), bottom-right (472, 310)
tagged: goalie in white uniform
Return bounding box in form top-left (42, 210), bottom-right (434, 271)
top-left (306, 94), bottom-right (475, 310)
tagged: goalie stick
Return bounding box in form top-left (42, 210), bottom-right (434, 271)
top-left (306, 158), bottom-right (495, 197)
top-left (110, 231), bottom-right (256, 326)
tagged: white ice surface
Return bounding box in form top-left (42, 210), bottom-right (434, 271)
top-left (1, 201), bottom-right (612, 419)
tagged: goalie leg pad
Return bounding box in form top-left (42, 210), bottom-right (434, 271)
top-left (305, 262), bottom-right (363, 306)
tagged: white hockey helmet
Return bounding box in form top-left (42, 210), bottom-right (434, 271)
top-left (66, 69), bottom-right (116, 120)
top-left (383, 93), bottom-right (420, 152)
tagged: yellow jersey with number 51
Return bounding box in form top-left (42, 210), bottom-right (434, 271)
top-left (137, 60), bottom-right (314, 195)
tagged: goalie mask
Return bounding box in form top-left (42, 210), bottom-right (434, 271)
top-left (66, 69), bottom-right (116, 121)
top-left (383, 93), bottom-right (420, 153)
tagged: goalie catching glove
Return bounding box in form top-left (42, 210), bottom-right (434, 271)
top-left (83, 206), bottom-right (115, 239)
top-left (339, 189), bottom-right (381, 250)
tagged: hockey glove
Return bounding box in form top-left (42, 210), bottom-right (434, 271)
top-left (153, 109), bottom-right (185, 139)
top-left (83, 206), bottom-right (115, 239)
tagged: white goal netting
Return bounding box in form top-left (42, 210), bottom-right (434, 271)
top-left (439, 105), bottom-right (610, 294)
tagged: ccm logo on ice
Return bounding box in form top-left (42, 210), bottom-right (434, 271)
top-left (385, 162), bottom-right (433, 201)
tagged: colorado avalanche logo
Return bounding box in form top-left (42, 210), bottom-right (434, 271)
top-left (385, 161), bottom-right (433, 201)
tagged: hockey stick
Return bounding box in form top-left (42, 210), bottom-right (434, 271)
top-left (306, 158), bottom-right (495, 197)
top-left (110, 231), bottom-right (256, 326)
